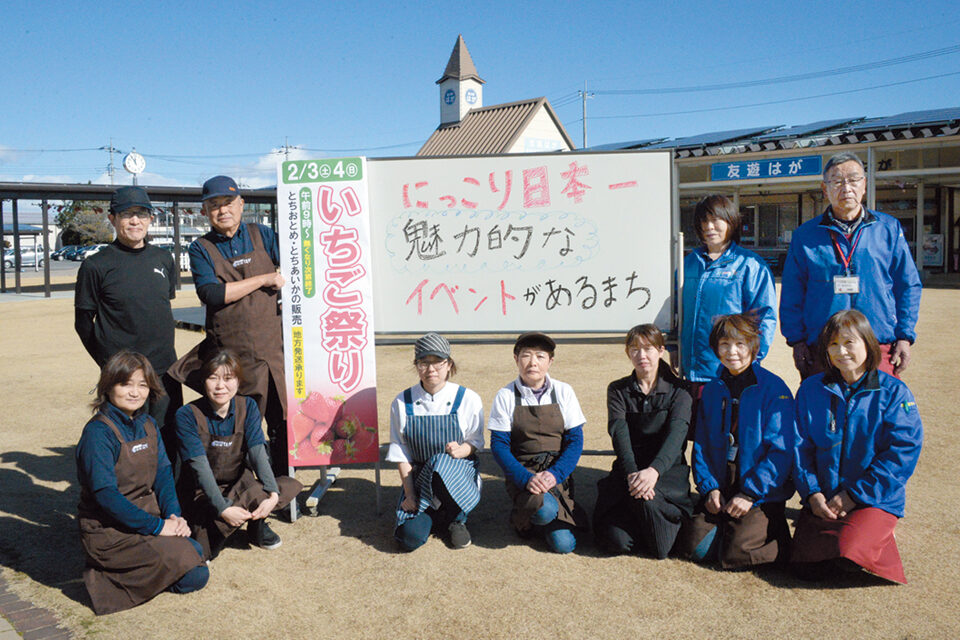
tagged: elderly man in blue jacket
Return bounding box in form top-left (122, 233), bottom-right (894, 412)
top-left (780, 152), bottom-right (921, 379)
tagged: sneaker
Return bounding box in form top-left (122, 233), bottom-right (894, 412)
top-left (248, 520), bottom-right (283, 550)
top-left (448, 521), bottom-right (471, 549)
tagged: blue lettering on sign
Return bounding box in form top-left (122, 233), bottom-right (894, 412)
top-left (711, 155), bottom-right (823, 181)
top-left (444, 89), bottom-right (456, 105)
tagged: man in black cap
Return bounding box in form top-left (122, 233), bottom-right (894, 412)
top-left (168, 176), bottom-right (289, 474)
top-left (75, 186), bottom-right (182, 442)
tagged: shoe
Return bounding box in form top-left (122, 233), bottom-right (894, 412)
top-left (248, 520), bottom-right (282, 550)
top-left (448, 521), bottom-right (471, 549)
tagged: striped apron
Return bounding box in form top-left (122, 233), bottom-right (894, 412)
top-left (394, 386), bottom-right (481, 528)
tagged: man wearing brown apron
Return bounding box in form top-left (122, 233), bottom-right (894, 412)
top-left (489, 333), bottom-right (588, 553)
top-left (169, 176), bottom-right (289, 473)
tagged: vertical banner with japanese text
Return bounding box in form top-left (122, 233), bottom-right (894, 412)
top-left (278, 157), bottom-right (379, 467)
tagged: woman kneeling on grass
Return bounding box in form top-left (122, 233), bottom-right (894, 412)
top-left (489, 332), bottom-right (588, 554)
top-left (387, 333), bottom-right (485, 550)
top-left (593, 324), bottom-right (695, 558)
top-left (76, 351), bottom-right (208, 615)
top-left (683, 314), bottom-right (794, 568)
top-left (175, 349), bottom-right (302, 559)
top-left (792, 309), bottom-right (922, 584)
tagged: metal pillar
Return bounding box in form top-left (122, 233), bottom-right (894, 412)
top-left (916, 180), bottom-right (925, 278)
top-left (42, 199), bottom-right (51, 297)
top-left (12, 199), bottom-right (21, 293)
top-left (172, 202), bottom-right (182, 291)
top-left (1, 199), bottom-right (6, 293)
top-left (867, 146), bottom-right (876, 210)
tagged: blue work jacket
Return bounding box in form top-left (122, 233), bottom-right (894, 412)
top-left (794, 369), bottom-right (922, 518)
top-left (681, 243), bottom-right (777, 382)
top-left (780, 208), bottom-right (921, 346)
top-left (692, 363), bottom-right (795, 503)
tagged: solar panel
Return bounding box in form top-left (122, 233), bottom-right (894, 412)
top-left (847, 107), bottom-right (960, 131)
top-left (755, 117), bottom-right (863, 141)
top-left (584, 138), bottom-right (665, 151)
top-left (645, 126), bottom-right (779, 149)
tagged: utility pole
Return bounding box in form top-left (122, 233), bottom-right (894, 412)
top-left (579, 82), bottom-right (594, 149)
top-left (101, 138), bottom-right (119, 185)
top-left (284, 136), bottom-right (290, 160)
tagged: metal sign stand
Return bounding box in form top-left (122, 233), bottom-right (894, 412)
top-left (288, 450), bottom-right (383, 522)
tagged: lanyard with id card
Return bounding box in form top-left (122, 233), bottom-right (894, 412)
top-left (831, 227), bottom-right (864, 295)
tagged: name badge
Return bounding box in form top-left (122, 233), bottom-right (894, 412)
top-left (727, 444), bottom-right (738, 463)
top-left (833, 275), bottom-right (860, 294)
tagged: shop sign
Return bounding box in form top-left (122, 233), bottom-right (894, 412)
top-left (711, 155), bottom-right (822, 181)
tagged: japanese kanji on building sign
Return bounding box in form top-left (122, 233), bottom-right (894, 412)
top-left (367, 151), bottom-right (674, 332)
top-left (277, 158), bottom-right (379, 467)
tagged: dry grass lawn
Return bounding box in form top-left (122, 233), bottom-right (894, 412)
top-left (0, 278), bottom-right (958, 639)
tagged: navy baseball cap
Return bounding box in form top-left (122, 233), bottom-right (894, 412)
top-left (202, 175), bottom-right (240, 201)
top-left (110, 186), bottom-right (154, 215)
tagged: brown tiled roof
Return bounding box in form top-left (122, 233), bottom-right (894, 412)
top-left (417, 97), bottom-right (576, 156)
top-left (436, 34), bottom-right (484, 84)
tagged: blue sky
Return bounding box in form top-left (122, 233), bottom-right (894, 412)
top-left (2, 0), bottom-right (959, 188)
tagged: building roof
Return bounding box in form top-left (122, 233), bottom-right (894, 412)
top-left (417, 97), bottom-right (575, 156)
top-left (592, 106), bottom-right (960, 158)
top-left (436, 34), bottom-right (485, 85)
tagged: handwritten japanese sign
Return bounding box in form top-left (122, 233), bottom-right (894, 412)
top-left (367, 151), bottom-right (674, 332)
top-left (710, 155), bottom-right (823, 181)
top-left (277, 157), bottom-right (379, 467)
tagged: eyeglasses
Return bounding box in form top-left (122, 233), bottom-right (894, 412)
top-left (416, 359), bottom-right (449, 371)
top-left (117, 210), bottom-right (153, 220)
top-left (825, 176), bottom-right (865, 189)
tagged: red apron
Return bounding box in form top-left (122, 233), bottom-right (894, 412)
top-left (792, 506), bottom-right (906, 584)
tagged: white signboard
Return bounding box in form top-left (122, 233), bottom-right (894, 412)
top-left (366, 151), bottom-right (674, 332)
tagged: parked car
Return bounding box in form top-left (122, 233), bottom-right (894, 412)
top-left (3, 247), bottom-right (46, 269)
top-left (52, 244), bottom-right (80, 260)
top-left (77, 244), bottom-right (107, 260)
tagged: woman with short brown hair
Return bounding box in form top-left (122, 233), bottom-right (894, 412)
top-left (792, 310), bottom-right (922, 583)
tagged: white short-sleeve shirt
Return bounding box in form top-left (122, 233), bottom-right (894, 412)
top-left (386, 382), bottom-right (485, 464)
top-left (487, 376), bottom-right (586, 433)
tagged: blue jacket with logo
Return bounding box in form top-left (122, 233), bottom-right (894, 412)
top-left (780, 208), bottom-right (921, 346)
top-left (691, 363), bottom-right (795, 503)
top-left (793, 369), bottom-right (922, 518)
top-left (682, 243), bottom-right (777, 382)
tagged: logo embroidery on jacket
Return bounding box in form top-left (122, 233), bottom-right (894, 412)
top-left (153, 266), bottom-right (166, 278)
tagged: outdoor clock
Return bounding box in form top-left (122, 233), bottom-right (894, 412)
top-left (444, 89), bottom-right (456, 105)
top-left (123, 150), bottom-right (145, 175)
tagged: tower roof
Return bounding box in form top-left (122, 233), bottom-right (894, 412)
top-left (436, 34), bottom-right (485, 85)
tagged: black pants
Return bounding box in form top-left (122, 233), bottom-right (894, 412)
top-left (149, 372), bottom-right (184, 478)
top-left (595, 493), bottom-right (684, 559)
top-left (264, 374), bottom-right (288, 476)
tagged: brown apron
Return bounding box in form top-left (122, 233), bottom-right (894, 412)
top-left (181, 399), bottom-right (301, 559)
top-left (681, 397), bottom-right (789, 567)
top-left (505, 384), bottom-right (586, 531)
top-left (77, 413), bottom-right (203, 615)
top-left (169, 223), bottom-right (286, 417)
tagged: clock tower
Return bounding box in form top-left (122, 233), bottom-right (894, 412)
top-left (437, 35), bottom-right (484, 126)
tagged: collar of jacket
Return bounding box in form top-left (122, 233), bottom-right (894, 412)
top-left (712, 361), bottom-right (763, 396)
top-left (695, 241), bottom-right (740, 268)
top-left (629, 359), bottom-right (680, 397)
top-left (817, 206), bottom-right (877, 232)
top-left (822, 367), bottom-right (881, 398)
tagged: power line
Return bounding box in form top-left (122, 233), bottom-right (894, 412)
top-left (594, 44), bottom-right (960, 95)
top-left (582, 70), bottom-right (960, 121)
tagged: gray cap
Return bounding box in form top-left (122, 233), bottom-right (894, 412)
top-left (415, 332), bottom-right (451, 360)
